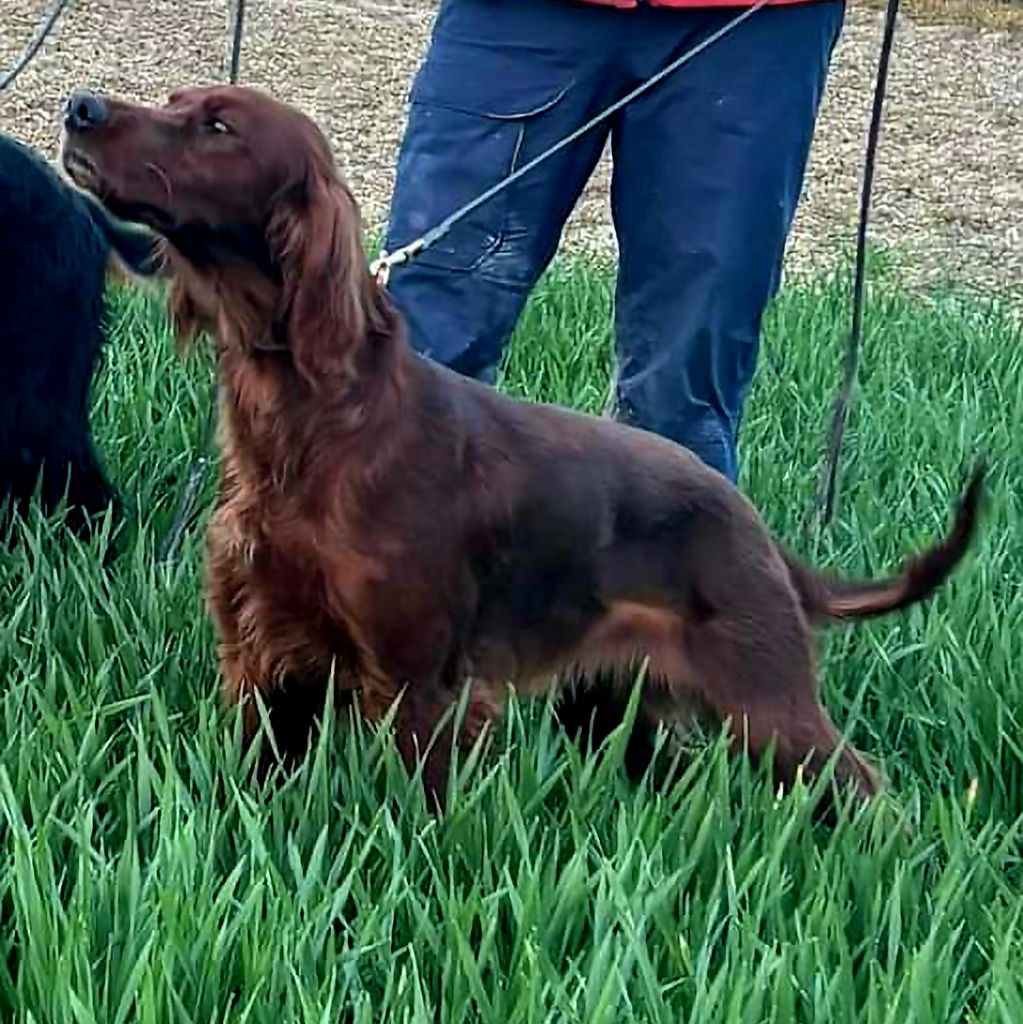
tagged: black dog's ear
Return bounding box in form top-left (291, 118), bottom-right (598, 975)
top-left (81, 193), bottom-right (164, 277)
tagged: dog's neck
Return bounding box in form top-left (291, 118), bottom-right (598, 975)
top-left (165, 248), bottom-right (281, 352)
top-left (167, 222), bottom-right (278, 279)
top-left (167, 245), bottom-right (412, 493)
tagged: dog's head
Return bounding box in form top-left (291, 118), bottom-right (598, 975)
top-left (62, 85), bottom-right (379, 383)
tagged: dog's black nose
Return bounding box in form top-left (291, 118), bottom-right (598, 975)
top-left (64, 89), bottom-right (109, 132)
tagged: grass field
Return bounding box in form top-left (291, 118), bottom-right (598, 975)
top-left (1, 259), bottom-right (1021, 1022)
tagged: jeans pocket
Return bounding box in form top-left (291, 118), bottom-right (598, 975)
top-left (387, 39), bottom-right (574, 273)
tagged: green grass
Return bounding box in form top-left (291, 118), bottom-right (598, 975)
top-left (1, 259), bottom-right (1021, 1022)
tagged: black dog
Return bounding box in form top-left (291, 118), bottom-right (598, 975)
top-left (0, 131), bottom-right (158, 539)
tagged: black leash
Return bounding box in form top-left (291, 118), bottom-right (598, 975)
top-left (0, 0), bottom-right (72, 93)
top-left (228, 0), bottom-right (246, 84)
top-left (1, 0), bottom-right (244, 95)
top-left (813, 0), bottom-right (900, 527)
top-left (156, 401), bottom-right (216, 565)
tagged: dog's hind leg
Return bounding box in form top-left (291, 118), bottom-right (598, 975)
top-left (680, 583), bottom-right (882, 802)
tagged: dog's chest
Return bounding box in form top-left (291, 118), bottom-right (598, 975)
top-left (211, 487), bottom-right (386, 635)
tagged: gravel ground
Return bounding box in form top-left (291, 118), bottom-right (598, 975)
top-left (3, 0), bottom-right (1021, 297)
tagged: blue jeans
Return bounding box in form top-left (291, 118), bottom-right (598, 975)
top-left (385, 0), bottom-right (845, 481)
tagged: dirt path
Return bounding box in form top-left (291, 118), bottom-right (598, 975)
top-left (3, 1), bottom-right (1021, 297)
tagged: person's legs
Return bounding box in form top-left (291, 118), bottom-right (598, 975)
top-left (610, 1), bottom-right (845, 481)
top-left (384, 0), bottom-right (622, 382)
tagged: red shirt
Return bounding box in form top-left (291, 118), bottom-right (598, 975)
top-left (578, 0), bottom-right (813, 7)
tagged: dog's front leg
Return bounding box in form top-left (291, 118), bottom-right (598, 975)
top-left (362, 673), bottom-right (501, 812)
top-left (206, 528), bottom-right (337, 775)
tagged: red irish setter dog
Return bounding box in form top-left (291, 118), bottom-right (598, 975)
top-left (63, 85), bottom-right (983, 808)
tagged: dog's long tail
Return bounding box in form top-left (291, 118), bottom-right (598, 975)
top-left (83, 194), bottom-right (162, 276)
top-left (783, 465), bottom-right (985, 625)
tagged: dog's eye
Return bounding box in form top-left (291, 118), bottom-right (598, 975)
top-left (201, 117), bottom-right (234, 136)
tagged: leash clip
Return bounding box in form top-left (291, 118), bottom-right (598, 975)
top-left (370, 251), bottom-right (394, 288)
top-left (370, 237), bottom-right (427, 289)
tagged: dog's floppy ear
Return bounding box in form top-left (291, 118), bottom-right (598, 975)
top-left (267, 170), bottom-right (373, 387)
